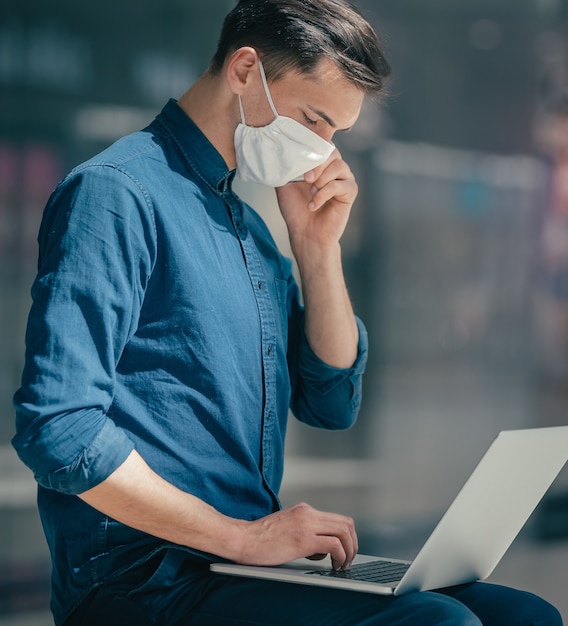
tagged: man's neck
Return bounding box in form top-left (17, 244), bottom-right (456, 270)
top-left (177, 70), bottom-right (238, 170)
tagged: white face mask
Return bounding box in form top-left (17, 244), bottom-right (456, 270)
top-left (234, 60), bottom-right (335, 188)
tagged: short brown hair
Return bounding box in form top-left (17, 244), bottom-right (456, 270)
top-left (210, 0), bottom-right (391, 96)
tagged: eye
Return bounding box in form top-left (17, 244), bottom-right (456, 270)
top-left (303, 113), bottom-right (318, 127)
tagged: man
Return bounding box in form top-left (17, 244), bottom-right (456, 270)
top-left (12, 0), bottom-right (563, 624)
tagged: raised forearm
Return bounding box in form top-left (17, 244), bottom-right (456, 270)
top-left (276, 147), bottom-right (361, 369)
top-left (296, 240), bottom-right (358, 369)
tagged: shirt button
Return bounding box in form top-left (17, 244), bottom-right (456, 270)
top-left (258, 281), bottom-right (263, 289)
top-left (267, 346), bottom-right (272, 356)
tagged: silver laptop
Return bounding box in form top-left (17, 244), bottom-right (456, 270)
top-left (211, 426), bottom-right (568, 595)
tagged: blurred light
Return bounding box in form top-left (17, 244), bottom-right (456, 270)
top-left (374, 140), bottom-right (546, 192)
top-left (535, 0), bottom-right (564, 19)
top-left (534, 29), bottom-right (565, 61)
top-left (0, 20), bottom-right (92, 92)
top-left (74, 105), bottom-right (157, 142)
top-left (282, 458), bottom-right (383, 489)
top-left (0, 445), bottom-right (36, 507)
top-left (132, 52), bottom-right (196, 105)
top-left (340, 99), bottom-right (389, 152)
top-left (469, 19), bottom-right (503, 51)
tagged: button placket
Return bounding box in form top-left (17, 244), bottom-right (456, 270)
top-left (226, 197), bottom-right (279, 498)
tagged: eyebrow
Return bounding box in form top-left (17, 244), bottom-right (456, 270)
top-left (307, 105), bottom-right (353, 132)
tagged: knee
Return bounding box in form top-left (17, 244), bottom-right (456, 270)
top-left (530, 597), bottom-right (563, 626)
top-left (488, 587), bottom-right (563, 626)
top-left (546, 606), bottom-right (564, 626)
top-left (443, 582), bottom-right (563, 626)
top-left (509, 589), bottom-right (563, 626)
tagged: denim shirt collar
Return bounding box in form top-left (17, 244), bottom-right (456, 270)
top-left (154, 98), bottom-right (236, 195)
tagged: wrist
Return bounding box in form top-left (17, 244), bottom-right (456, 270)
top-left (292, 237), bottom-right (342, 277)
top-left (222, 517), bottom-right (251, 563)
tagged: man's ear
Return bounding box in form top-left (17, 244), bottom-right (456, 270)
top-left (226, 47), bottom-right (259, 96)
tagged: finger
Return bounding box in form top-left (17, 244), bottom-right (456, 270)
top-left (315, 535), bottom-right (347, 571)
top-left (308, 178), bottom-right (356, 212)
top-left (315, 515), bottom-right (357, 569)
top-left (337, 514), bottom-right (358, 567)
top-left (306, 160), bottom-right (357, 211)
top-left (347, 521), bottom-right (358, 568)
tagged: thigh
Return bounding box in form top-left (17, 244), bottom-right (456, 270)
top-left (185, 575), bottom-right (482, 626)
top-left (439, 582), bottom-right (563, 626)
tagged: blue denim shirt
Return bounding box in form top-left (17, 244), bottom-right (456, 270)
top-left (12, 99), bottom-right (368, 625)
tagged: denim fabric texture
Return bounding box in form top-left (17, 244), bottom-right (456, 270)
top-left (12, 99), bottom-right (368, 626)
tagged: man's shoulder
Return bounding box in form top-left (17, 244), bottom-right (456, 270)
top-left (72, 127), bottom-right (164, 177)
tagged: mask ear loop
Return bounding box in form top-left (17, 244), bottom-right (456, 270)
top-left (238, 95), bottom-right (247, 124)
top-left (258, 59), bottom-right (279, 119)
top-left (237, 59), bottom-right (278, 124)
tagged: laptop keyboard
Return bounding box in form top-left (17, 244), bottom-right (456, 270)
top-left (306, 559), bottom-right (410, 584)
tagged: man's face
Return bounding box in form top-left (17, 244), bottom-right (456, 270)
top-left (242, 57), bottom-right (365, 143)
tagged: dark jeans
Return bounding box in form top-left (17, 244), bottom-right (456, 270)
top-left (65, 549), bottom-right (563, 626)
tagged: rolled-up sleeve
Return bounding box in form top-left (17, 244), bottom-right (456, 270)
top-left (290, 316), bottom-right (368, 430)
top-left (12, 163), bottom-right (155, 494)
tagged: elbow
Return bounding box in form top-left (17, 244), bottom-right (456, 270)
top-left (291, 376), bottom-right (363, 431)
top-left (12, 407), bottom-right (135, 495)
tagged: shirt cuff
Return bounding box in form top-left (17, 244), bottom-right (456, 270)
top-left (43, 419), bottom-right (135, 495)
top-left (298, 316), bottom-right (368, 394)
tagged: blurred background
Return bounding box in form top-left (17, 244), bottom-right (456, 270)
top-left (2, 0), bottom-right (568, 623)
